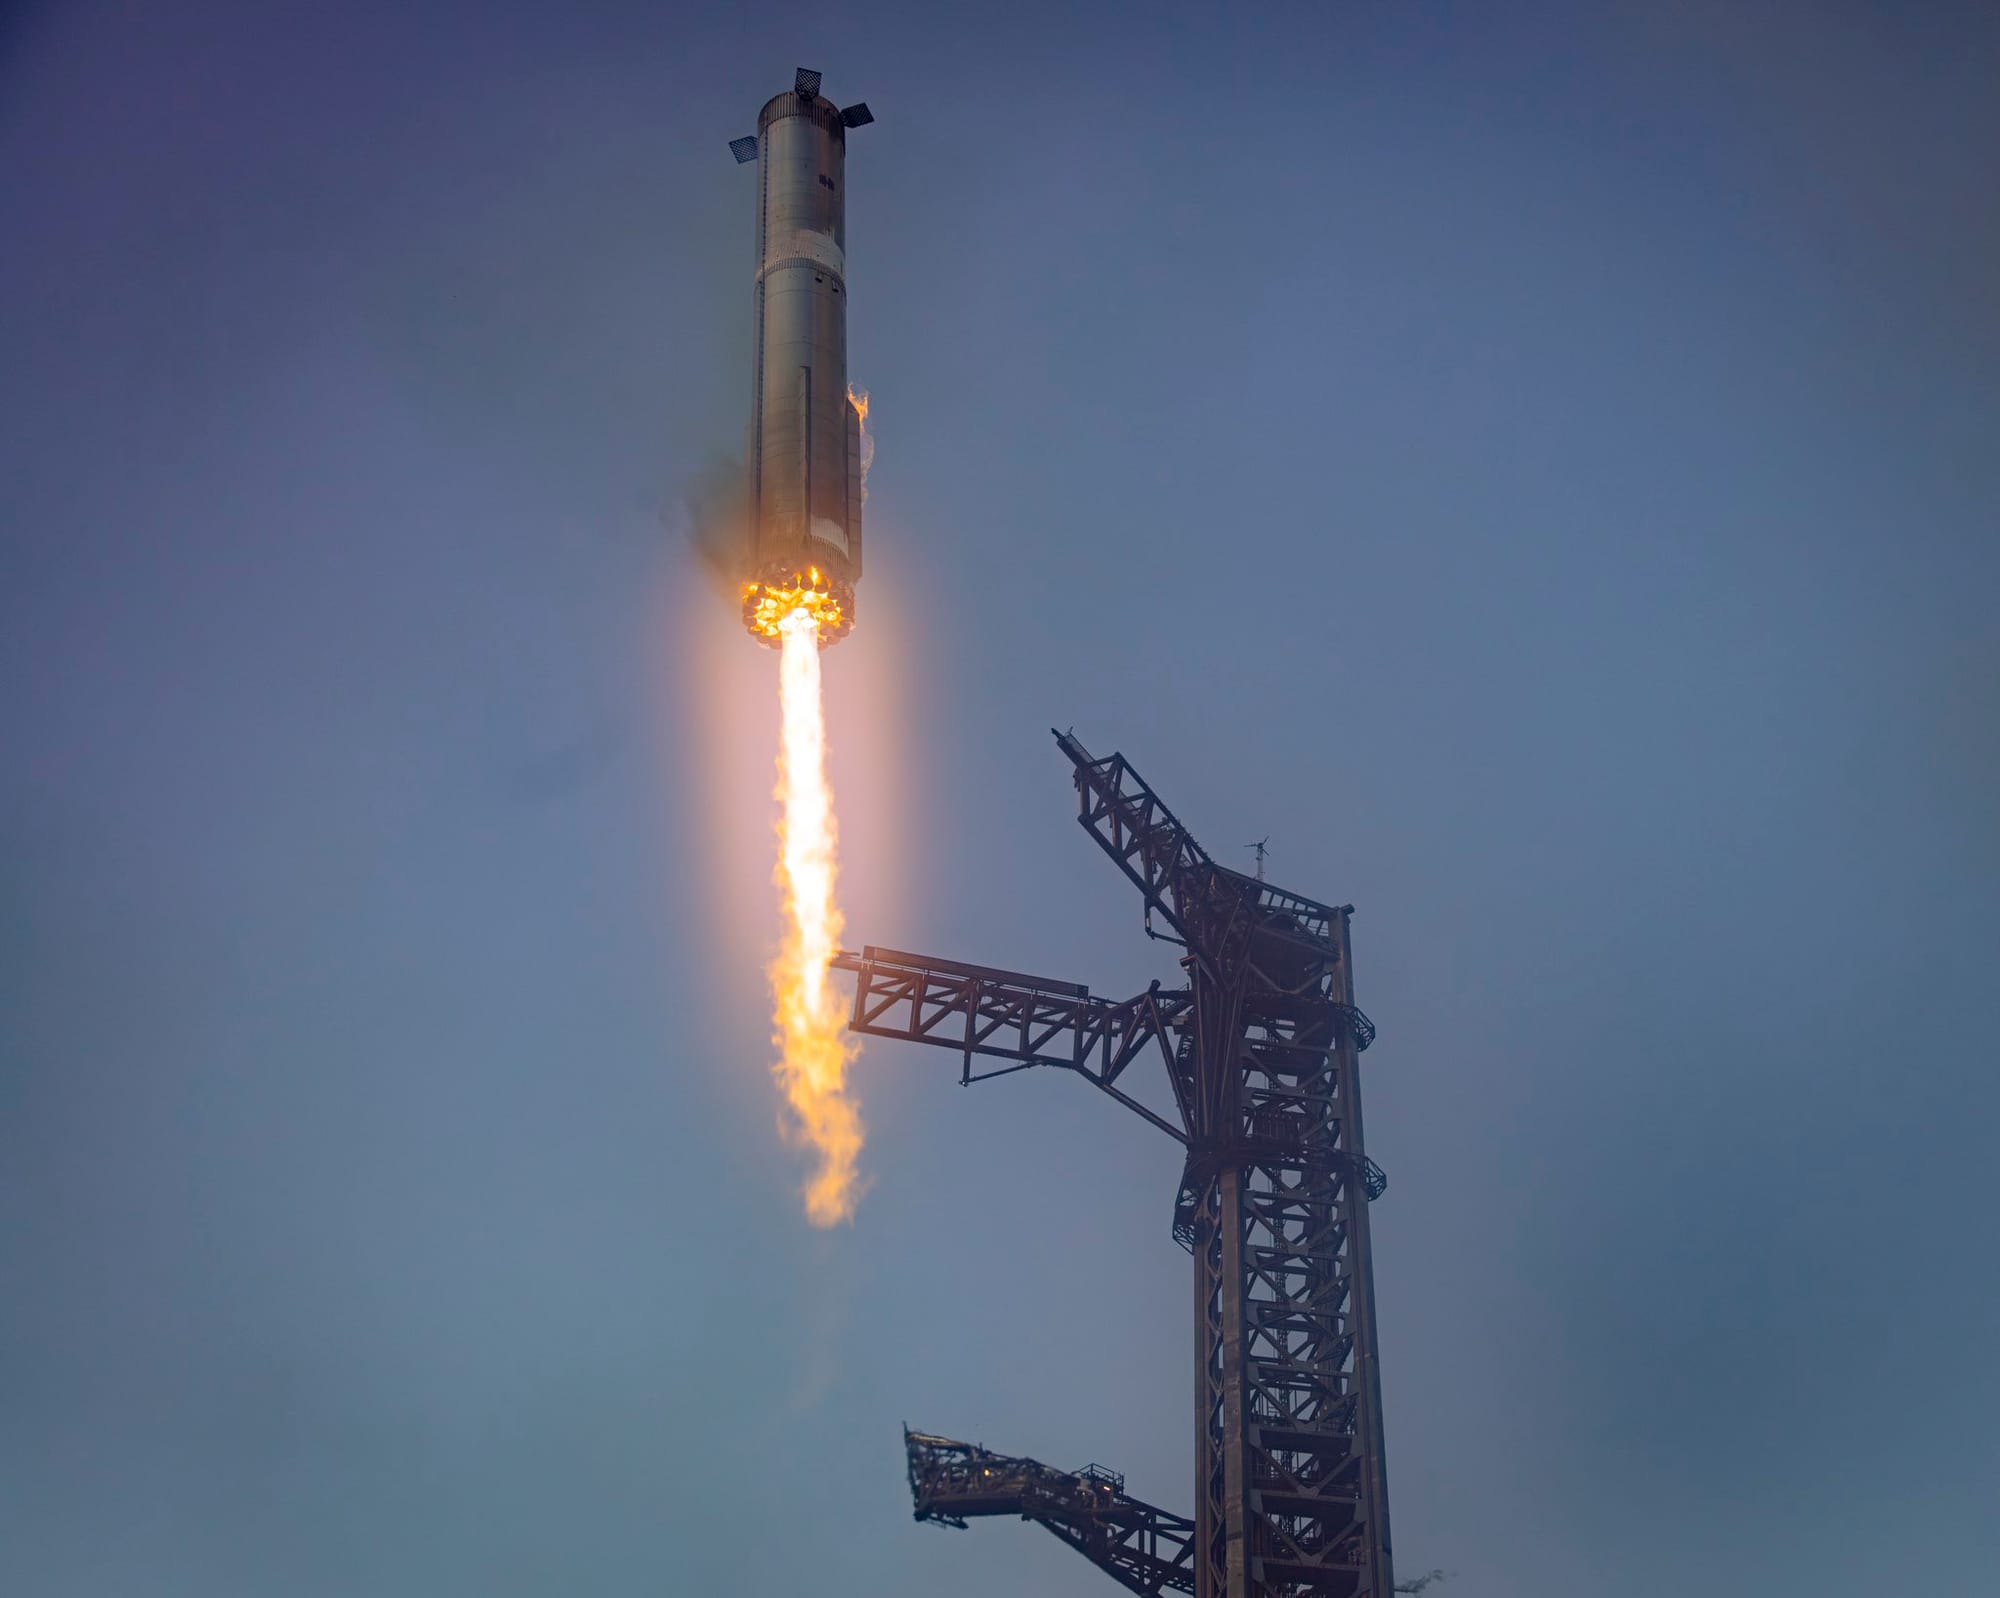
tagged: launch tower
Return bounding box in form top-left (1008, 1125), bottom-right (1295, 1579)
top-left (837, 732), bottom-right (1396, 1598)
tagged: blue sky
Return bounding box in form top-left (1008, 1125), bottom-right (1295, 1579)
top-left (4, 3), bottom-right (1996, 1593)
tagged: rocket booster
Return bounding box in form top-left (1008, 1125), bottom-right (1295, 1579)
top-left (731, 68), bottom-right (873, 646)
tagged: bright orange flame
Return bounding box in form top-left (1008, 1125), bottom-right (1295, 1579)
top-left (849, 384), bottom-right (874, 500)
top-left (743, 569), bottom-right (850, 642)
top-left (771, 607), bottom-right (864, 1224)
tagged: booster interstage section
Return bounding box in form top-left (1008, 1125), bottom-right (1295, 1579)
top-left (731, 67), bottom-right (873, 645)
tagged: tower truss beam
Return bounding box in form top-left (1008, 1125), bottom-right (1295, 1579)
top-left (906, 1427), bottom-right (1196, 1597)
top-left (832, 945), bottom-right (1191, 1141)
top-left (846, 735), bottom-right (1398, 1598)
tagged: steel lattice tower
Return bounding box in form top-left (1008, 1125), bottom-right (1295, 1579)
top-left (835, 732), bottom-right (1395, 1598)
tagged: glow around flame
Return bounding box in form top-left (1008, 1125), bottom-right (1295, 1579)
top-left (771, 607), bottom-right (863, 1224)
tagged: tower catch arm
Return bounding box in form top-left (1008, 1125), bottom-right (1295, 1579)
top-left (832, 946), bottom-right (1191, 1142)
top-left (906, 1426), bottom-right (1196, 1596)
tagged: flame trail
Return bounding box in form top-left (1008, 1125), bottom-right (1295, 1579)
top-left (771, 607), bottom-right (863, 1224)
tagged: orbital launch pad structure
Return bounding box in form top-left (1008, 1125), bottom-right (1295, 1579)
top-left (837, 735), bottom-right (1398, 1598)
top-left (730, 68), bottom-right (873, 645)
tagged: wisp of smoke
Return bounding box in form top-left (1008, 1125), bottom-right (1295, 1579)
top-left (672, 451), bottom-right (751, 604)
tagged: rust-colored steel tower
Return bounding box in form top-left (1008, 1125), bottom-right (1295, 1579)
top-left (836, 732), bottom-right (1395, 1598)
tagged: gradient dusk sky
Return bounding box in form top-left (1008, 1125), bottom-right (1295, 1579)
top-left (4, 3), bottom-right (1997, 1594)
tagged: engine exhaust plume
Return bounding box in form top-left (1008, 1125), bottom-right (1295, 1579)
top-left (770, 608), bottom-right (863, 1224)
